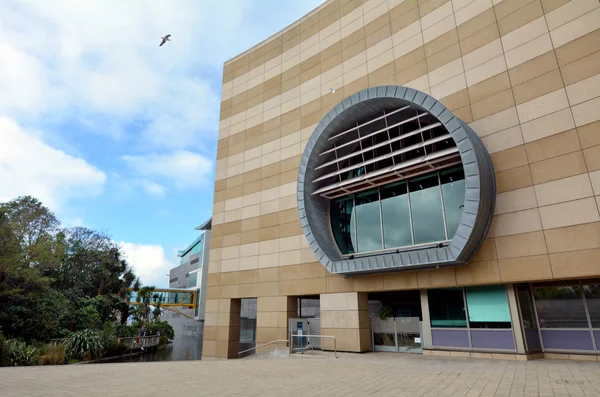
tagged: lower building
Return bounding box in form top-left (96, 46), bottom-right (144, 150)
top-left (162, 219), bottom-right (211, 359)
top-left (203, 0), bottom-right (600, 361)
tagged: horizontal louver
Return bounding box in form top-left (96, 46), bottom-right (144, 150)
top-left (311, 105), bottom-right (460, 199)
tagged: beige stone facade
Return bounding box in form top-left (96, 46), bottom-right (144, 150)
top-left (202, 0), bottom-right (600, 359)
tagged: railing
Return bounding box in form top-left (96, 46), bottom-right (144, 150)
top-left (237, 339), bottom-right (289, 357)
top-left (49, 335), bottom-right (160, 349)
top-left (291, 334), bottom-right (337, 359)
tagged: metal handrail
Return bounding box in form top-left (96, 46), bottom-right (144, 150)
top-left (291, 334), bottom-right (337, 359)
top-left (237, 339), bottom-right (289, 357)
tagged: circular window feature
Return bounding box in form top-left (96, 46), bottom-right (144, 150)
top-left (297, 86), bottom-right (495, 276)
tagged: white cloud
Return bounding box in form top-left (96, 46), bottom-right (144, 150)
top-left (123, 150), bottom-right (213, 190)
top-left (119, 241), bottom-right (175, 288)
top-left (0, 116), bottom-right (106, 209)
top-left (140, 180), bottom-right (168, 197)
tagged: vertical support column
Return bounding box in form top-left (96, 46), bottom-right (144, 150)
top-left (506, 284), bottom-right (526, 354)
top-left (420, 289), bottom-right (433, 350)
top-left (201, 298), bottom-right (219, 359)
top-left (255, 296), bottom-right (298, 355)
top-left (320, 292), bottom-right (372, 352)
top-left (202, 298), bottom-right (240, 359)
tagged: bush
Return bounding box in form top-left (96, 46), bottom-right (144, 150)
top-left (65, 329), bottom-right (103, 361)
top-left (39, 344), bottom-right (66, 365)
top-left (4, 339), bottom-right (40, 366)
top-left (147, 321), bottom-right (175, 344)
top-left (100, 322), bottom-right (117, 348)
top-left (0, 333), bottom-right (5, 366)
top-left (115, 323), bottom-right (138, 338)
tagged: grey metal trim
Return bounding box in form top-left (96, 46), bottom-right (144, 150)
top-left (297, 85), bottom-right (496, 276)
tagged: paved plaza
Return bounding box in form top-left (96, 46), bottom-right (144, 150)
top-left (2, 353), bottom-right (600, 396)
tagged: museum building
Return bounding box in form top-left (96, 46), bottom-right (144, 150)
top-left (202, 0), bottom-right (600, 361)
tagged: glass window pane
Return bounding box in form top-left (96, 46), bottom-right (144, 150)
top-left (381, 181), bottom-right (412, 248)
top-left (408, 174), bottom-right (446, 244)
top-left (533, 285), bottom-right (589, 328)
top-left (428, 288), bottom-right (467, 328)
top-left (188, 272), bottom-right (198, 288)
top-left (330, 196), bottom-right (356, 254)
top-left (440, 167), bottom-right (465, 238)
top-left (583, 284), bottom-right (600, 328)
top-left (465, 286), bottom-right (511, 329)
top-left (516, 285), bottom-right (537, 330)
top-left (355, 189), bottom-right (383, 252)
top-left (240, 298), bottom-right (257, 343)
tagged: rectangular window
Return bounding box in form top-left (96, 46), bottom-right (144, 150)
top-left (465, 286), bottom-right (511, 329)
top-left (408, 173), bottom-right (446, 244)
top-left (381, 181), bottom-right (412, 248)
top-left (355, 188), bottom-right (383, 252)
top-left (188, 272), bottom-right (198, 288)
top-left (428, 288), bottom-right (467, 328)
top-left (533, 284), bottom-right (589, 328)
top-left (440, 167), bottom-right (465, 239)
top-left (240, 298), bottom-right (257, 343)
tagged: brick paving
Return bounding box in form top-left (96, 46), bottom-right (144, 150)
top-left (2, 353), bottom-right (600, 396)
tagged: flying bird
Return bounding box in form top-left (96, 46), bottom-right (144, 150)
top-left (329, 88), bottom-right (336, 94)
top-left (159, 34), bottom-right (171, 47)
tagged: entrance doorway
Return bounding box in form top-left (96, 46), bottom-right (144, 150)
top-left (290, 295), bottom-right (321, 352)
top-left (369, 290), bottom-right (423, 353)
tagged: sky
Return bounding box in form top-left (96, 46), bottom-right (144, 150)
top-left (0, 0), bottom-right (325, 288)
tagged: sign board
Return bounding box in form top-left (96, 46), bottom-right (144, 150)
top-left (414, 337), bottom-right (421, 344)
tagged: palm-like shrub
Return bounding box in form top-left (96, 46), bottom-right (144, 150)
top-left (4, 340), bottom-right (40, 366)
top-left (65, 329), bottom-right (104, 361)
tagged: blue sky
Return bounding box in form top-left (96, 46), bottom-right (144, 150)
top-left (0, 0), bottom-right (324, 287)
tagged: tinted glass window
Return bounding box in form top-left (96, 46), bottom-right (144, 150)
top-left (428, 288), bottom-right (467, 328)
top-left (409, 174), bottom-right (446, 244)
top-left (355, 189), bottom-right (382, 252)
top-left (465, 286), bottom-right (511, 329)
top-left (381, 181), bottom-right (412, 248)
top-left (440, 167), bottom-right (465, 238)
top-left (533, 285), bottom-right (588, 328)
top-left (331, 196), bottom-right (356, 254)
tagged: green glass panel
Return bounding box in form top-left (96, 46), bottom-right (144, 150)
top-left (330, 196), bottom-right (356, 254)
top-left (440, 167), bottom-right (465, 238)
top-left (408, 174), bottom-right (446, 244)
top-left (381, 181), bottom-right (412, 248)
top-left (355, 189), bottom-right (382, 252)
top-left (188, 272), bottom-right (198, 288)
top-left (465, 286), bottom-right (510, 323)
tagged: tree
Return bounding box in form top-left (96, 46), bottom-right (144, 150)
top-left (135, 286), bottom-right (158, 322)
top-left (0, 196), bottom-right (142, 343)
top-left (0, 196), bottom-right (61, 270)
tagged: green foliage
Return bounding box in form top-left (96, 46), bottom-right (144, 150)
top-left (379, 306), bottom-right (393, 320)
top-left (65, 329), bottom-right (104, 361)
top-left (74, 303), bottom-right (102, 331)
top-left (115, 323), bottom-right (138, 338)
top-left (4, 339), bottom-right (41, 366)
top-left (0, 196), bottom-right (141, 344)
top-left (146, 321), bottom-right (175, 345)
top-left (39, 344), bottom-right (66, 365)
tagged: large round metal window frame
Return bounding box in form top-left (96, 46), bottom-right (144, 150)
top-left (297, 86), bottom-right (495, 276)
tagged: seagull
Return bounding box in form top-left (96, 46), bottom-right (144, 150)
top-left (329, 88), bottom-right (336, 94)
top-left (159, 34), bottom-right (171, 47)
